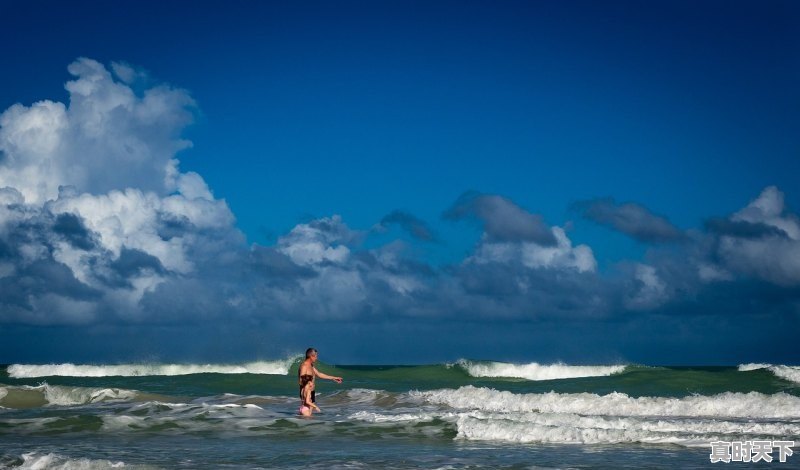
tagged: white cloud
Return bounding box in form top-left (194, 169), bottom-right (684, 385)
top-left (731, 186), bottom-right (800, 239)
top-left (371, 241), bottom-right (425, 295)
top-left (624, 264), bottom-right (669, 310)
top-left (0, 100), bottom-right (68, 205)
top-left (0, 57), bottom-right (194, 206)
top-left (0, 58), bottom-right (241, 324)
top-left (717, 186), bottom-right (800, 286)
top-left (110, 61), bottom-right (142, 85)
top-left (277, 215), bottom-right (355, 266)
top-left (49, 189), bottom-right (191, 274)
top-left (268, 216), bottom-right (432, 318)
top-left (470, 226), bottom-right (597, 273)
top-left (273, 216), bottom-right (374, 317)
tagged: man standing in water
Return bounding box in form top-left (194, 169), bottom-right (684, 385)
top-left (299, 348), bottom-right (343, 416)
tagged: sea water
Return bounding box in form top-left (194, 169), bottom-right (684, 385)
top-left (1, 360), bottom-right (798, 469)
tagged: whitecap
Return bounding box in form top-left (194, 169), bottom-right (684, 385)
top-left (7, 358), bottom-right (298, 378)
top-left (412, 385), bottom-right (800, 419)
top-left (0, 383), bottom-right (140, 407)
top-left (17, 452), bottom-right (160, 469)
top-left (739, 363), bottom-right (800, 385)
top-left (457, 360), bottom-right (626, 381)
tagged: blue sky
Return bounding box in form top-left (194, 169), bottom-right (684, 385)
top-left (0, 0), bottom-right (798, 365)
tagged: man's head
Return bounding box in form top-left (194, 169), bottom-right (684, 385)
top-left (305, 348), bottom-right (318, 362)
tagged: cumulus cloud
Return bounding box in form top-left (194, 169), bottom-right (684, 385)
top-left (245, 200), bottom-right (601, 322)
top-left (0, 58), bottom-right (242, 324)
top-left (444, 192), bottom-right (596, 274)
top-left (573, 197), bottom-right (685, 243)
top-left (608, 186), bottom-right (800, 318)
top-left (468, 226), bottom-right (596, 273)
top-left (623, 263), bottom-right (670, 310)
top-left (709, 186), bottom-right (800, 286)
top-left (435, 192), bottom-right (602, 320)
top-left (262, 215), bottom-right (439, 320)
top-left (277, 215), bottom-right (359, 266)
top-left (0, 58), bottom-right (194, 205)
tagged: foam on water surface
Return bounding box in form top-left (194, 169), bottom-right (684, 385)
top-left (13, 452), bottom-right (162, 469)
top-left (412, 385), bottom-right (800, 419)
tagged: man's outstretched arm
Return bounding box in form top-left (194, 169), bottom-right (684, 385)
top-left (313, 367), bottom-right (343, 383)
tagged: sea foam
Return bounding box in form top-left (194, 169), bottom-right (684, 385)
top-left (458, 360), bottom-right (626, 381)
top-left (739, 363), bottom-right (800, 385)
top-left (18, 453), bottom-right (127, 469)
top-left (454, 415), bottom-right (722, 446)
top-left (16, 452), bottom-right (162, 469)
top-left (413, 385), bottom-right (800, 419)
top-left (7, 359), bottom-right (296, 378)
top-left (408, 386), bottom-right (800, 446)
top-left (452, 407), bottom-right (800, 446)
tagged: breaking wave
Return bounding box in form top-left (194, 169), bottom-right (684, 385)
top-left (3, 385), bottom-right (799, 448)
top-left (403, 386), bottom-right (800, 446)
top-left (8, 452), bottom-right (161, 469)
top-left (6, 359), bottom-right (297, 378)
top-left (412, 385), bottom-right (800, 419)
top-left (451, 412), bottom-right (799, 446)
top-left (738, 363), bottom-right (800, 385)
top-left (0, 383), bottom-right (140, 408)
top-left (457, 360), bottom-right (627, 381)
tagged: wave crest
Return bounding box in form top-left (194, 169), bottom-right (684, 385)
top-left (16, 452), bottom-right (161, 469)
top-left (738, 363), bottom-right (800, 384)
top-left (454, 413), bottom-right (800, 446)
top-left (0, 383), bottom-right (139, 408)
top-left (457, 360), bottom-right (626, 381)
top-left (404, 386), bottom-right (800, 446)
top-left (412, 385), bottom-right (800, 419)
top-left (7, 359), bottom-right (297, 378)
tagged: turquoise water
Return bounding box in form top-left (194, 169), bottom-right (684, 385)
top-left (1, 360), bottom-right (799, 469)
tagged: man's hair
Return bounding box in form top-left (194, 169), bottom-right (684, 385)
top-left (305, 348), bottom-right (317, 359)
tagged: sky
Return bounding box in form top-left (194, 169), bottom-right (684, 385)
top-left (0, 0), bottom-right (798, 365)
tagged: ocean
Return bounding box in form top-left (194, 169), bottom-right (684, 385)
top-left (1, 360), bottom-right (798, 469)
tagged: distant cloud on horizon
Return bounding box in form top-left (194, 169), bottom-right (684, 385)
top-left (1, 58), bottom-right (799, 339)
